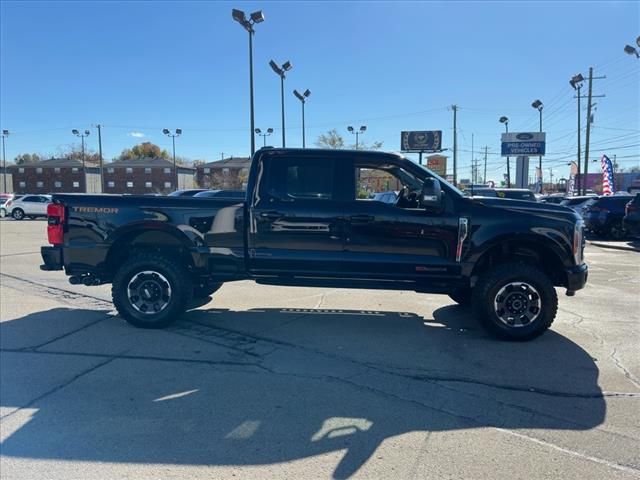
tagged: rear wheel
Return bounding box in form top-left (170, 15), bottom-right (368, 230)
top-left (112, 253), bottom-right (193, 329)
top-left (608, 221), bottom-right (627, 240)
top-left (12, 208), bottom-right (24, 220)
top-left (472, 263), bottom-right (557, 341)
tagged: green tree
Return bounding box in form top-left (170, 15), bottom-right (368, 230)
top-left (14, 153), bottom-right (42, 165)
top-left (119, 142), bottom-right (170, 161)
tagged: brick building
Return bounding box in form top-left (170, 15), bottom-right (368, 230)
top-left (103, 157), bottom-right (195, 194)
top-left (196, 157), bottom-right (250, 189)
top-left (8, 158), bottom-right (100, 194)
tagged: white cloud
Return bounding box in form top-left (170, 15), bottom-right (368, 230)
top-left (128, 132), bottom-right (145, 138)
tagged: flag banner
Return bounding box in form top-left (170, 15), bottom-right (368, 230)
top-left (600, 155), bottom-right (615, 195)
top-left (567, 161), bottom-right (578, 196)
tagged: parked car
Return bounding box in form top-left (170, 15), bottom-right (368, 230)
top-left (583, 194), bottom-right (634, 239)
top-left (1, 194), bottom-right (22, 217)
top-left (372, 191), bottom-right (398, 204)
top-left (193, 189), bottom-right (246, 200)
top-left (41, 148), bottom-right (588, 341)
top-left (622, 193), bottom-right (640, 237)
top-left (168, 189), bottom-right (208, 197)
top-left (494, 189), bottom-right (538, 202)
top-left (560, 196), bottom-right (598, 217)
top-left (6, 194), bottom-right (51, 220)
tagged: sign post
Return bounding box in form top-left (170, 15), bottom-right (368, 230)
top-left (501, 132), bottom-right (546, 191)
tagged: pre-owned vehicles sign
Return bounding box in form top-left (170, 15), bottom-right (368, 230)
top-left (501, 132), bottom-right (546, 156)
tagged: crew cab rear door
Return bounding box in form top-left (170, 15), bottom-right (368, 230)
top-left (247, 152), bottom-right (346, 275)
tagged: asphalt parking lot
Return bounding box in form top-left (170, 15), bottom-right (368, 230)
top-left (1, 219), bottom-right (639, 479)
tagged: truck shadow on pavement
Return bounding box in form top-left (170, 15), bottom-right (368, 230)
top-left (0, 305), bottom-right (607, 479)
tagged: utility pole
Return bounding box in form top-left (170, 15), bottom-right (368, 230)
top-left (471, 133), bottom-right (474, 183)
top-left (484, 146), bottom-right (488, 184)
top-left (1, 130), bottom-right (8, 193)
top-left (95, 124), bottom-right (104, 193)
top-left (452, 105), bottom-right (458, 186)
top-left (583, 67), bottom-right (606, 195)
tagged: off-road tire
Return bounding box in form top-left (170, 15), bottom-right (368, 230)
top-left (448, 288), bottom-right (472, 306)
top-left (12, 208), bottom-right (24, 220)
top-left (112, 253), bottom-right (193, 329)
top-left (472, 263), bottom-right (557, 341)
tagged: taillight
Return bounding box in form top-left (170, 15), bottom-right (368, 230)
top-left (47, 203), bottom-right (65, 245)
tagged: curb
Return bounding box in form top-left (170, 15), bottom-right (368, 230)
top-left (588, 241), bottom-right (640, 252)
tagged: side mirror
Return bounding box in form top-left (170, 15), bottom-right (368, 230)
top-left (421, 178), bottom-right (442, 209)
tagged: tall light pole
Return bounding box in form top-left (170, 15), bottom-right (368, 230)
top-left (531, 99), bottom-right (543, 188)
top-left (293, 89), bottom-right (311, 148)
top-left (72, 129), bottom-right (90, 170)
top-left (499, 116), bottom-right (510, 187)
top-left (232, 8), bottom-right (265, 157)
top-left (93, 124), bottom-right (104, 192)
top-left (255, 128), bottom-right (273, 147)
top-left (269, 60), bottom-right (293, 147)
top-left (570, 73), bottom-right (585, 195)
top-left (1, 130), bottom-right (8, 193)
top-left (347, 125), bottom-right (366, 149)
top-left (163, 128), bottom-right (182, 191)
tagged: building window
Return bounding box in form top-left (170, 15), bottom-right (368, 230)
top-left (37, 181), bottom-right (44, 188)
top-left (18, 168), bottom-right (25, 173)
top-left (73, 182), bottom-right (80, 188)
top-left (144, 167), bottom-right (151, 174)
top-left (54, 181), bottom-right (62, 188)
top-left (203, 168), bottom-right (210, 174)
top-left (222, 168), bottom-right (230, 176)
top-left (164, 167), bottom-right (171, 174)
top-left (36, 168), bottom-right (43, 174)
top-left (107, 181), bottom-right (115, 188)
top-left (127, 181), bottom-right (133, 188)
top-left (126, 168), bottom-right (133, 174)
top-left (145, 181), bottom-right (152, 188)
top-left (72, 168), bottom-right (79, 173)
top-left (164, 181), bottom-right (171, 188)
top-left (241, 168), bottom-right (248, 175)
top-left (107, 167), bottom-right (114, 173)
top-left (54, 167), bottom-right (61, 173)
top-left (19, 181), bottom-right (26, 187)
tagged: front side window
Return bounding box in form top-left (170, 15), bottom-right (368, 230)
top-left (262, 157), bottom-right (335, 201)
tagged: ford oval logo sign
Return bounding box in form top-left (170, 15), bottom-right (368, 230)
top-left (516, 133), bottom-right (534, 140)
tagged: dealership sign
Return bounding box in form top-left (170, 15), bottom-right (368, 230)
top-left (501, 132), bottom-right (546, 156)
top-left (401, 130), bottom-right (442, 152)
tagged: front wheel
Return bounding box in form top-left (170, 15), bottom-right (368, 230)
top-left (112, 253), bottom-right (193, 329)
top-left (472, 263), bottom-right (557, 341)
top-left (12, 208), bottom-right (24, 220)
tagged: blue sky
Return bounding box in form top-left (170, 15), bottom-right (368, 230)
top-left (1, 0), bottom-right (638, 183)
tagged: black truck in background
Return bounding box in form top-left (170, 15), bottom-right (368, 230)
top-left (41, 148), bottom-right (588, 340)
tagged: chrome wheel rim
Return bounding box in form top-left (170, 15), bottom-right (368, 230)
top-left (127, 270), bottom-right (172, 315)
top-left (13, 210), bottom-right (23, 219)
top-left (494, 282), bottom-right (541, 328)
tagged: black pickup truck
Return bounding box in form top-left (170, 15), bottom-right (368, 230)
top-left (41, 148), bottom-right (588, 340)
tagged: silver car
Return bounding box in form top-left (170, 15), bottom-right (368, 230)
top-left (6, 194), bottom-right (51, 220)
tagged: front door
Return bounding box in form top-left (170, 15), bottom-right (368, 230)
top-left (341, 159), bottom-right (461, 281)
top-left (248, 154), bottom-right (346, 276)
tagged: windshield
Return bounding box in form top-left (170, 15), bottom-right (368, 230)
top-left (403, 158), bottom-right (465, 197)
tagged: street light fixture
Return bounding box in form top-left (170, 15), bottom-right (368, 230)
top-left (163, 128), bottom-right (182, 191)
top-left (499, 116), bottom-right (510, 187)
top-left (531, 99), bottom-right (544, 187)
top-left (71, 129), bottom-right (91, 170)
top-left (570, 73), bottom-right (585, 194)
top-left (293, 88), bottom-right (311, 148)
top-left (270, 59), bottom-right (293, 148)
top-left (254, 127), bottom-right (274, 147)
top-left (1, 130), bottom-right (8, 194)
top-left (232, 8), bottom-right (265, 157)
top-left (347, 125), bottom-right (367, 150)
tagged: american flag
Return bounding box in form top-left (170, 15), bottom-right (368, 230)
top-left (600, 154), bottom-right (615, 195)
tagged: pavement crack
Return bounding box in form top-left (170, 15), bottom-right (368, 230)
top-left (0, 355), bottom-right (117, 421)
top-left (610, 347), bottom-right (640, 390)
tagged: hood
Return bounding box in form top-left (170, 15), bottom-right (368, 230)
top-left (469, 197), bottom-right (579, 221)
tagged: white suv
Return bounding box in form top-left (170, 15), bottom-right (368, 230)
top-left (6, 194), bottom-right (51, 220)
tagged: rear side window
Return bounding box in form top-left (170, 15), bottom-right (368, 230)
top-left (262, 157), bottom-right (335, 200)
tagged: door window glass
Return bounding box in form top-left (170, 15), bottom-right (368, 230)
top-left (355, 165), bottom-right (423, 208)
top-left (263, 157), bottom-right (334, 201)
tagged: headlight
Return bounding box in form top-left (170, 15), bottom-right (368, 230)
top-left (573, 221), bottom-right (584, 264)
